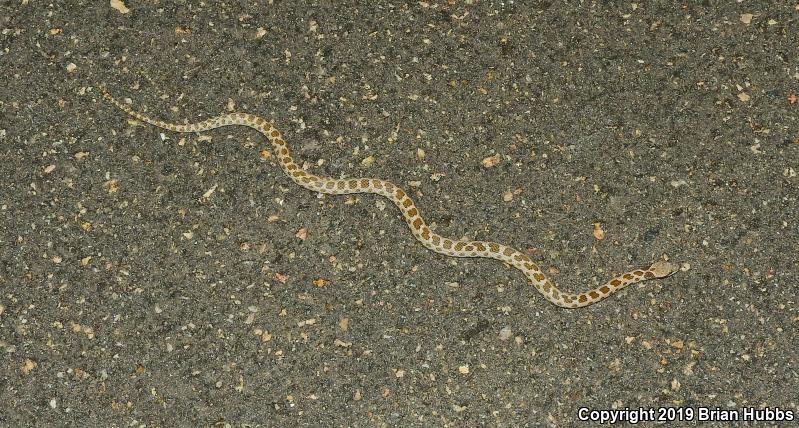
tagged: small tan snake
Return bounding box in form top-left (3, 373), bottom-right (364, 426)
top-left (102, 89), bottom-right (678, 308)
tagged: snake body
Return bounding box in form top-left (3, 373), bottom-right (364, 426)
top-left (102, 89), bottom-right (677, 308)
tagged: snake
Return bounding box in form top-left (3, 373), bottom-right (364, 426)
top-left (101, 88), bottom-right (678, 308)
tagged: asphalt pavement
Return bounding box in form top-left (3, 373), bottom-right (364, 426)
top-left (1, 2), bottom-right (797, 426)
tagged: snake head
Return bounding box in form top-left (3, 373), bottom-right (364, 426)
top-left (648, 261), bottom-right (679, 278)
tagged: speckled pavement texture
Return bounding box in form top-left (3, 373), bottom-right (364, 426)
top-left (1, 2), bottom-right (797, 427)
